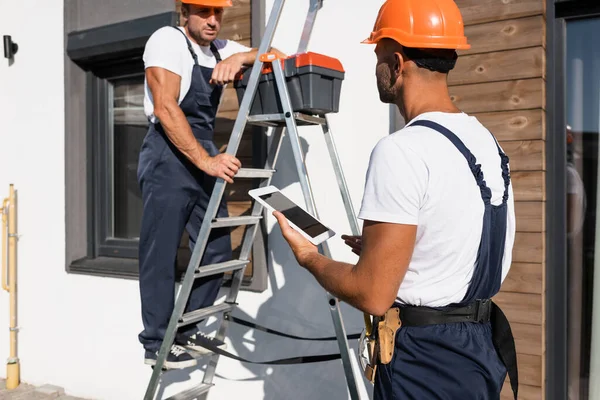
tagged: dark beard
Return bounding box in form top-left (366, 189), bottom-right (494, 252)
top-left (376, 63), bottom-right (396, 104)
top-left (186, 26), bottom-right (212, 46)
top-left (187, 29), bottom-right (203, 44)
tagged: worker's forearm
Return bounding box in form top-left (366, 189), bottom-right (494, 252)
top-left (302, 253), bottom-right (372, 313)
top-left (237, 49), bottom-right (259, 65)
top-left (155, 102), bottom-right (209, 169)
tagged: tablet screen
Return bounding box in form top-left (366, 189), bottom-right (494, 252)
top-left (259, 191), bottom-right (330, 238)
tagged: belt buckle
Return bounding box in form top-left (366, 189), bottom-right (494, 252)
top-left (475, 299), bottom-right (491, 322)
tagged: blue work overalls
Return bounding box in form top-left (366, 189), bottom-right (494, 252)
top-left (136, 28), bottom-right (232, 352)
top-left (374, 120), bottom-right (517, 400)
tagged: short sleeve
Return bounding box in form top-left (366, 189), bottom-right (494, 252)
top-left (143, 27), bottom-right (187, 77)
top-left (217, 39), bottom-right (252, 60)
top-left (358, 137), bottom-right (428, 225)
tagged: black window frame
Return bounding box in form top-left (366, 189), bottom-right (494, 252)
top-left (65, 6), bottom-right (271, 292)
top-left (90, 70), bottom-right (147, 260)
top-left (546, 1), bottom-right (600, 399)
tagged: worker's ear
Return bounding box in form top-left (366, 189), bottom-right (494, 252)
top-left (393, 52), bottom-right (404, 78)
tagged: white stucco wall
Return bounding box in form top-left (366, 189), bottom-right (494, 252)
top-left (0, 0), bottom-right (390, 399)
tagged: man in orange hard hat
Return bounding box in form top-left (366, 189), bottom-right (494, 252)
top-left (273, 0), bottom-right (518, 399)
top-left (137, 0), bottom-right (283, 369)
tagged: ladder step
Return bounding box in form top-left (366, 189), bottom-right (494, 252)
top-left (211, 215), bottom-right (261, 228)
top-left (195, 259), bottom-right (249, 278)
top-left (178, 303), bottom-right (234, 328)
top-left (247, 112), bottom-right (326, 127)
top-left (236, 168), bottom-right (275, 179)
top-left (165, 383), bottom-right (213, 400)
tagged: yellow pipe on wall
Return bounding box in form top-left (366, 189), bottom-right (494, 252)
top-left (2, 198), bottom-right (8, 292)
top-left (1, 185), bottom-right (19, 389)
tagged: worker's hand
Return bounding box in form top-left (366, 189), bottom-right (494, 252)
top-left (341, 235), bottom-right (362, 256)
top-left (210, 54), bottom-right (245, 86)
top-left (200, 153), bottom-right (241, 184)
top-left (273, 211), bottom-right (318, 266)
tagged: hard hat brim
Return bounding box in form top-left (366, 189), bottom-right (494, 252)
top-left (360, 29), bottom-right (471, 50)
top-left (181, 0), bottom-right (233, 7)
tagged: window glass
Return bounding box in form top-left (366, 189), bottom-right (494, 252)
top-left (110, 76), bottom-right (147, 239)
top-left (566, 16), bottom-right (600, 400)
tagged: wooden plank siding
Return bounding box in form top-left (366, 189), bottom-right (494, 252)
top-left (174, 0), bottom-right (256, 276)
top-left (453, 0), bottom-right (547, 397)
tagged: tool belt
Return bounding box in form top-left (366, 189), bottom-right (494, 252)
top-left (363, 299), bottom-right (518, 400)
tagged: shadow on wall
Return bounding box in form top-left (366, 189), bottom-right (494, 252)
top-left (154, 131), bottom-right (374, 400)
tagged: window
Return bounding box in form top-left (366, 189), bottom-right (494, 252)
top-left (565, 16), bottom-right (600, 400)
top-left (65, 11), bottom-right (269, 291)
top-left (94, 74), bottom-right (147, 259)
top-left (111, 77), bottom-right (146, 241)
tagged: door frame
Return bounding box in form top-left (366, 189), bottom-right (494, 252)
top-left (546, 1), bottom-right (600, 399)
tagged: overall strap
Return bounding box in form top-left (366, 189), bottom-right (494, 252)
top-left (172, 26), bottom-right (199, 65)
top-left (490, 135), bottom-right (511, 203)
top-left (409, 119), bottom-right (492, 204)
top-left (210, 41), bottom-right (222, 63)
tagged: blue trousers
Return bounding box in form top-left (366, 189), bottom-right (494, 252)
top-left (374, 322), bottom-right (507, 400)
top-left (136, 127), bottom-right (232, 352)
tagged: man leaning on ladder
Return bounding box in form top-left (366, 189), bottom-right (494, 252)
top-left (274, 0), bottom-right (519, 399)
top-left (137, 0), bottom-right (283, 369)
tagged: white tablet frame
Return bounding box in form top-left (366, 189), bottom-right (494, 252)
top-left (249, 185), bottom-right (336, 246)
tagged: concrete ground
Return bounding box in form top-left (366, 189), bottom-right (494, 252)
top-left (0, 380), bottom-right (89, 400)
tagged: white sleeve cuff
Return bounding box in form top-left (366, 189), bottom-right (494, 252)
top-left (358, 210), bottom-right (418, 225)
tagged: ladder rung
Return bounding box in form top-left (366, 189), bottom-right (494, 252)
top-left (247, 112), bottom-right (326, 127)
top-left (178, 303), bottom-right (234, 328)
top-left (211, 216), bottom-right (261, 228)
top-left (165, 383), bottom-right (213, 400)
top-left (195, 259), bottom-right (249, 278)
top-left (236, 168), bottom-right (275, 179)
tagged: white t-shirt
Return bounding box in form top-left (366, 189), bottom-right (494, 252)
top-left (358, 111), bottom-right (516, 307)
top-left (142, 26), bottom-right (252, 123)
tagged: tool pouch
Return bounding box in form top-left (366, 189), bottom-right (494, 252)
top-left (377, 307), bottom-right (402, 365)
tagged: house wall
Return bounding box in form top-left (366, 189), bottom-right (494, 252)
top-left (0, 0), bottom-right (391, 399)
top-left (452, 1), bottom-right (547, 399)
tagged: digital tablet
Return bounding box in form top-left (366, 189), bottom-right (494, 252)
top-left (249, 186), bottom-right (336, 246)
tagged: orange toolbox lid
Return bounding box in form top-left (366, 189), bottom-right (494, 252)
top-left (288, 52), bottom-right (345, 73)
top-left (234, 52), bottom-right (344, 82)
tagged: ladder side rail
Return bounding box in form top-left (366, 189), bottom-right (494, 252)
top-left (224, 0), bottom-right (286, 157)
top-left (143, 158), bottom-right (233, 399)
top-left (322, 118), bottom-right (374, 339)
top-left (203, 126), bottom-right (285, 385)
top-left (199, 1), bottom-right (292, 386)
top-left (270, 62), bottom-right (317, 214)
top-left (236, 127), bottom-right (285, 266)
top-left (321, 117), bottom-right (361, 236)
top-left (270, 59), bottom-right (362, 400)
top-left (324, 290), bottom-right (361, 399)
top-left (297, 0), bottom-right (323, 54)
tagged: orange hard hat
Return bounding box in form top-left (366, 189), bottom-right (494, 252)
top-left (363, 0), bottom-right (470, 50)
top-left (181, 0), bottom-right (233, 7)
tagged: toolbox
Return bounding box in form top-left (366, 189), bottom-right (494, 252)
top-left (233, 52), bottom-right (345, 116)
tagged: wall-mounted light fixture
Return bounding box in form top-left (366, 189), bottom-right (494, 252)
top-left (3, 36), bottom-right (18, 60)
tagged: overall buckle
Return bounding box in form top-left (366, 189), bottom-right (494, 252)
top-left (475, 299), bottom-right (492, 323)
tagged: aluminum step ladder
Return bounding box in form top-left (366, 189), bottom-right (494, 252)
top-left (143, 1), bottom-right (366, 398)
